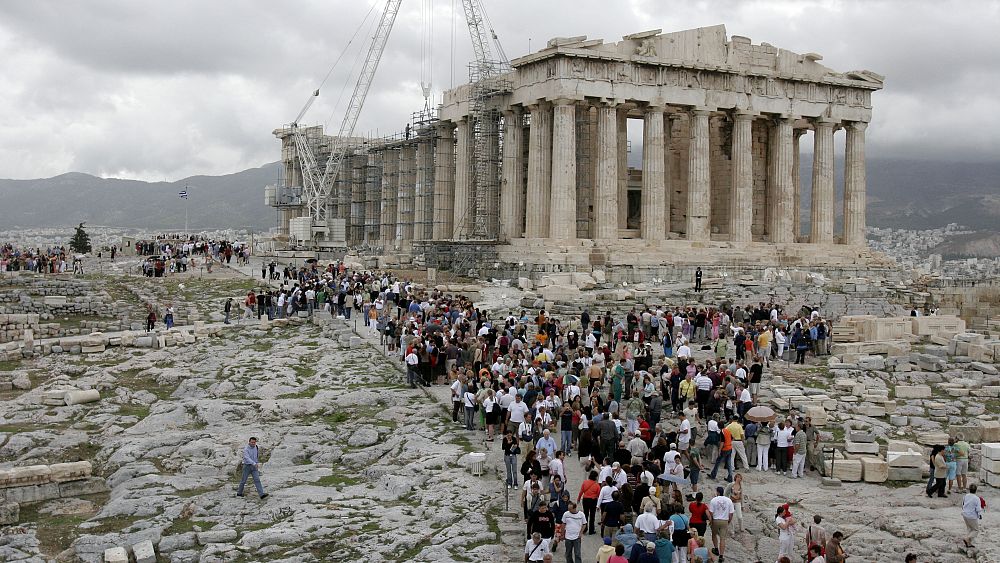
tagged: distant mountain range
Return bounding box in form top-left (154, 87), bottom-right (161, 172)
top-left (0, 164), bottom-right (280, 231)
top-left (0, 158), bottom-right (997, 234)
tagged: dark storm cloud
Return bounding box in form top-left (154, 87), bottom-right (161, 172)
top-left (0, 0), bottom-right (997, 180)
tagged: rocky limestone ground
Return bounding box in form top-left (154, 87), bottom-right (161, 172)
top-left (0, 319), bottom-right (502, 562)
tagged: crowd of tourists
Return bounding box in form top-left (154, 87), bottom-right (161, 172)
top-left (223, 259), bottom-right (984, 562)
top-left (136, 236), bottom-right (252, 276)
top-left (0, 243), bottom-right (76, 273)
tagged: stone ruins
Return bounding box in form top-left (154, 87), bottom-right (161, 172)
top-left (270, 25), bottom-right (885, 278)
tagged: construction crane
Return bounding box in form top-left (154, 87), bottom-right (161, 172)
top-left (285, 0), bottom-right (506, 247)
top-left (460, 0), bottom-right (511, 239)
top-left (292, 0), bottom-right (402, 245)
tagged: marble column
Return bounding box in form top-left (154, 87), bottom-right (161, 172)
top-left (453, 118), bottom-right (473, 239)
top-left (641, 106), bottom-right (666, 242)
top-left (350, 155), bottom-right (365, 244)
top-left (432, 124), bottom-right (455, 240)
top-left (380, 149), bottom-right (399, 243)
top-left (810, 120), bottom-right (836, 244)
top-left (766, 117), bottom-right (795, 243)
top-left (792, 130), bottom-right (804, 240)
top-left (729, 112), bottom-right (754, 243)
top-left (616, 107), bottom-right (628, 230)
top-left (549, 99), bottom-right (577, 240)
top-left (479, 110), bottom-right (501, 239)
top-left (397, 145), bottom-right (416, 242)
top-left (686, 109), bottom-right (712, 241)
top-left (499, 108), bottom-right (525, 240)
top-left (525, 103), bottom-right (552, 238)
top-left (414, 138), bottom-right (431, 241)
top-left (365, 153), bottom-right (380, 242)
top-left (844, 121), bottom-right (869, 246)
top-left (594, 103), bottom-right (619, 239)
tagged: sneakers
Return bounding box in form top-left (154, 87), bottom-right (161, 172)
top-left (260, 493), bottom-right (269, 500)
top-left (236, 493), bottom-right (244, 497)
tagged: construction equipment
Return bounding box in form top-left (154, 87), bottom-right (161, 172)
top-left (292, 0), bottom-right (403, 247)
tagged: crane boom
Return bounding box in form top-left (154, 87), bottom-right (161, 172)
top-left (304, 0), bottom-right (403, 224)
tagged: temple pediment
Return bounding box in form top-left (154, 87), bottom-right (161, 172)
top-left (512, 24), bottom-right (883, 90)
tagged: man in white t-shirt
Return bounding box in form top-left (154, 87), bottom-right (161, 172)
top-left (404, 350), bottom-right (419, 388)
top-left (561, 502), bottom-right (587, 562)
top-left (677, 412), bottom-right (691, 451)
top-left (708, 485), bottom-right (735, 560)
top-left (450, 375), bottom-right (465, 423)
top-left (775, 422), bottom-right (794, 475)
top-left (524, 532), bottom-right (550, 562)
top-left (663, 444), bottom-right (680, 472)
top-left (508, 394), bottom-right (529, 426)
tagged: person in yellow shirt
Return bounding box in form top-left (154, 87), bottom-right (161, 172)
top-left (680, 373), bottom-right (697, 404)
top-left (725, 418), bottom-right (750, 470)
top-left (757, 328), bottom-right (772, 366)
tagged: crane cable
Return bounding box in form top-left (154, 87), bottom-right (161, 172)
top-left (324, 1), bottom-right (385, 130)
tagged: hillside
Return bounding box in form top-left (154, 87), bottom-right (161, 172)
top-left (0, 157), bottom-right (997, 233)
top-left (0, 163), bottom-right (280, 230)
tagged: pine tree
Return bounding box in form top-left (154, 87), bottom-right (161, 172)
top-left (69, 222), bottom-right (92, 254)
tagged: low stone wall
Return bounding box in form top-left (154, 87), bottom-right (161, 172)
top-left (0, 313), bottom-right (39, 344)
top-left (0, 461), bottom-right (107, 525)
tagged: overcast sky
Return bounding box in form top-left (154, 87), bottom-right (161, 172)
top-left (1, 0), bottom-right (997, 181)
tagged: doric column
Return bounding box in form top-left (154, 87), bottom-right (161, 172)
top-left (844, 121), bottom-right (869, 246)
top-left (397, 145), bottom-right (416, 242)
top-left (549, 99), bottom-right (577, 240)
top-left (365, 153), bottom-right (381, 242)
top-left (414, 137), bottom-right (432, 241)
top-left (641, 105), bottom-right (666, 241)
top-left (616, 107), bottom-right (628, 230)
top-left (453, 118), bottom-right (473, 239)
top-left (792, 130), bottom-right (805, 239)
top-left (594, 102), bottom-right (619, 239)
top-left (686, 109), bottom-right (712, 241)
top-left (767, 117), bottom-right (795, 243)
top-left (350, 154), bottom-right (365, 244)
top-left (810, 120), bottom-right (836, 244)
top-left (499, 108), bottom-right (525, 240)
top-left (525, 103), bottom-right (552, 238)
top-left (380, 149), bottom-right (399, 243)
top-left (729, 111), bottom-right (754, 243)
top-left (432, 123), bottom-right (455, 240)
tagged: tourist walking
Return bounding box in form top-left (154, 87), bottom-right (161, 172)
top-left (561, 501), bottom-right (586, 563)
top-left (961, 484), bottom-right (984, 548)
top-left (503, 430), bottom-right (521, 488)
top-left (236, 437), bottom-right (268, 499)
top-left (775, 504), bottom-right (797, 560)
top-left (928, 445), bottom-right (948, 498)
top-left (708, 485), bottom-right (735, 561)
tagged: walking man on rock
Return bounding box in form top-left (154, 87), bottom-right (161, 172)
top-left (236, 437), bottom-right (268, 499)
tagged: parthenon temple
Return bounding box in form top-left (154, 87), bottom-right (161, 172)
top-left (270, 25), bottom-right (885, 279)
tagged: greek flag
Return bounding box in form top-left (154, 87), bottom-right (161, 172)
top-left (178, 190), bottom-right (188, 199)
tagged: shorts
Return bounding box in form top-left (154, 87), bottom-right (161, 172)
top-left (672, 528), bottom-right (690, 547)
top-left (957, 459), bottom-right (969, 475)
top-left (749, 382), bottom-right (760, 395)
top-left (677, 441), bottom-right (690, 451)
top-left (711, 520), bottom-right (729, 538)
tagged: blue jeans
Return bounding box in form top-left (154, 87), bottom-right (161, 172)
top-left (563, 537), bottom-right (582, 563)
top-left (237, 464), bottom-right (265, 496)
top-left (464, 407), bottom-right (476, 430)
top-left (505, 454), bottom-right (519, 486)
top-left (561, 430), bottom-right (573, 453)
top-left (709, 449), bottom-right (734, 481)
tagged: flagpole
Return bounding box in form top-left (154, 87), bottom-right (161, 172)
top-left (184, 185), bottom-right (189, 236)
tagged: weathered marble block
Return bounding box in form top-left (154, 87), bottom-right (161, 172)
top-left (49, 461), bottom-right (92, 483)
top-left (861, 457), bottom-right (889, 483)
top-left (824, 458), bottom-right (863, 481)
top-left (845, 440), bottom-right (879, 454)
top-left (894, 385), bottom-right (931, 399)
top-left (982, 443), bottom-right (1000, 461)
top-left (132, 540), bottom-right (156, 563)
top-left (103, 546), bottom-right (128, 563)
